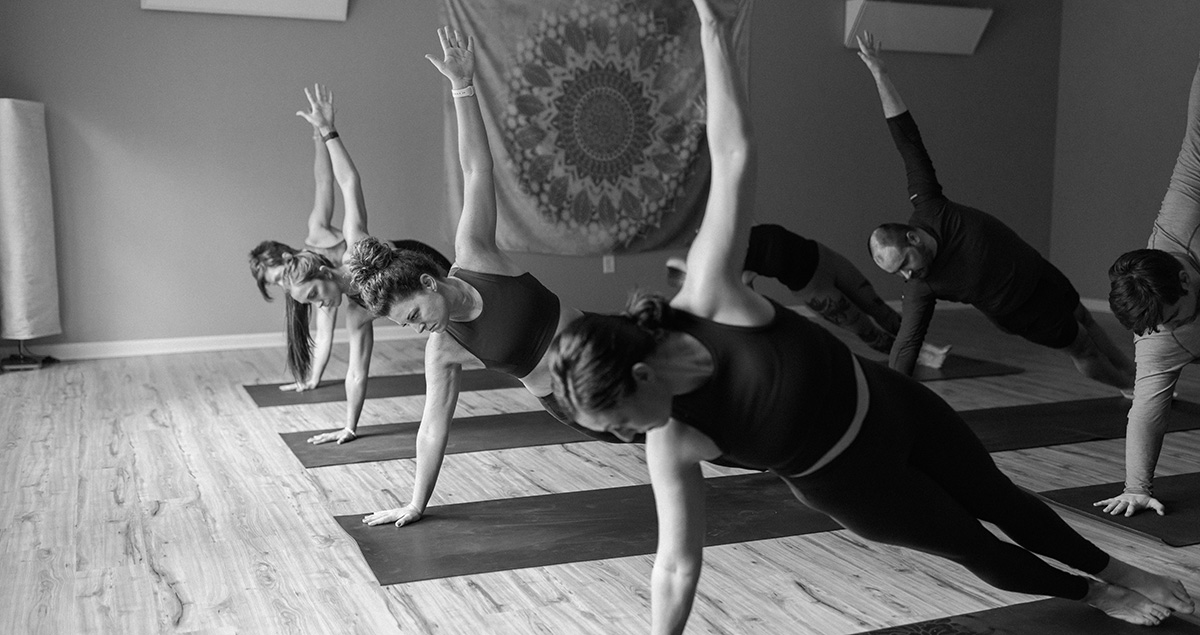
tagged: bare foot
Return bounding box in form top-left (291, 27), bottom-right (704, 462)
top-left (1085, 581), bottom-right (1171, 625)
top-left (1100, 559), bottom-right (1195, 614)
top-left (917, 343), bottom-right (951, 369)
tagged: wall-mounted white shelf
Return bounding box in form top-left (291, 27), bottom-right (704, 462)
top-left (141, 0), bottom-right (348, 22)
top-left (845, 0), bottom-right (993, 55)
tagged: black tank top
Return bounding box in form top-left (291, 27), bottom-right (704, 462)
top-left (444, 268), bottom-right (561, 378)
top-left (743, 224), bottom-right (820, 291)
top-left (669, 298), bottom-right (859, 474)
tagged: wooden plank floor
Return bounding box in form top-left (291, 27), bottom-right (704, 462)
top-left (3, 308), bottom-right (1200, 634)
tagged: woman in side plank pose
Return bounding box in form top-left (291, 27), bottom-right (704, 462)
top-left (545, 5), bottom-right (1193, 632)
top-left (249, 85), bottom-right (449, 445)
top-left (347, 27), bottom-right (643, 529)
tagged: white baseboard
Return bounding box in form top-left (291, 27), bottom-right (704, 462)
top-left (15, 325), bottom-right (425, 362)
top-left (10, 298), bottom-right (1114, 362)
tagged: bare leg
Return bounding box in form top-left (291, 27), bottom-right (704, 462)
top-left (1064, 304), bottom-right (1135, 391)
top-left (797, 268), bottom-right (895, 354)
top-left (818, 244), bottom-right (902, 332)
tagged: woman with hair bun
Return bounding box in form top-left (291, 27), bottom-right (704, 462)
top-left (348, 27), bottom-right (640, 529)
top-left (545, 2), bottom-right (1192, 632)
top-left (249, 84), bottom-right (449, 446)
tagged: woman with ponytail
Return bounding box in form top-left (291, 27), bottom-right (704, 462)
top-left (348, 27), bottom-right (641, 530)
top-left (248, 84), bottom-right (449, 446)
top-left (546, 2), bottom-right (1192, 632)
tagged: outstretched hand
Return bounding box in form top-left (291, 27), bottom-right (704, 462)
top-left (362, 504), bottom-right (423, 528)
top-left (280, 380), bottom-right (318, 392)
top-left (856, 32), bottom-right (886, 75)
top-left (1093, 491), bottom-right (1166, 517)
top-left (296, 83), bottom-right (335, 132)
top-left (425, 26), bottom-right (475, 85)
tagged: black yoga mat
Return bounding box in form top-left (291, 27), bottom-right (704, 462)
top-left (280, 411), bottom-right (591, 468)
top-left (243, 368), bottom-right (524, 407)
top-left (336, 472), bottom-right (841, 585)
top-left (857, 598), bottom-right (1200, 634)
top-left (1040, 472), bottom-right (1200, 547)
top-left (962, 397), bottom-right (1200, 453)
top-left (908, 353), bottom-right (1022, 382)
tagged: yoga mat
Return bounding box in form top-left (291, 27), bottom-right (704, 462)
top-left (248, 353), bottom-right (1011, 407)
top-left (1041, 472), bottom-right (1200, 547)
top-left (281, 411), bottom-right (590, 468)
top-left (243, 368), bottom-right (525, 407)
top-left (962, 397), bottom-right (1200, 453)
top-left (909, 353), bottom-right (1022, 382)
top-left (858, 598), bottom-right (1200, 634)
top-left (336, 472), bottom-right (841, 585)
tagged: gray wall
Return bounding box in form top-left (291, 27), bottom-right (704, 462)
top-left (0, 0), bottom-right (1063, 347)
top-left (1050, 0), bottom-right (1200, 300)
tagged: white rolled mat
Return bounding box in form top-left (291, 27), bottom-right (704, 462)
top-left (0, 98), bottom-right (61, 340)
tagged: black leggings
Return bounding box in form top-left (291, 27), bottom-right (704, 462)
top-left (778, 360), bottom-right (1108, 600)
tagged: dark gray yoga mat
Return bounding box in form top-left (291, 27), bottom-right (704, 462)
top-left (335, 472), bottom-right (841, 585)
top-left (857, 598), bottom-right (1200, 634)
top-left (908, 353), bottom-right (1022, 382)
top-left (280, 411), bottom-right (590, 468)
top-left (243, 368), bottom-right (524, 407)
top-left (962, 397), bottom-right (1200, 453)
top-left (248, 353), bottom-right (1008, 408)
top-left (1041, 472), bottom-right (1200, 547)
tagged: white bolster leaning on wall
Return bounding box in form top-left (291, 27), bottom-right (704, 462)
top-left (0, 98), bottom-right (62, 342)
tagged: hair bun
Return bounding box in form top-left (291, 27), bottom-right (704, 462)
top-left (351, 237), bottom-right (395, 274)
top-left (625, 291), bottom-right (670, 341)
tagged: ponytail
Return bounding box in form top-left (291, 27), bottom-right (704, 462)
top-left (284, 295), bottom-right (313, 384)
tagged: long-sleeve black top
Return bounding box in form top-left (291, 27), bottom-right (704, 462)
top-left (887, 111), bottom-right (1046, 375)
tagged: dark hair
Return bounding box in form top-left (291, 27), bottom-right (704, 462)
top-left (248, 240), bottom-right (299, 301)
top-left (392, 239), bottom-right (453, 273)
top-left (284, 295), bottom-right (313, 384)
top-left (549, 291), bottom-right (671, 417)
top-left (276, 250), bottom-right (338, 384)
top-left (1109, 249), bottom-right (1186, 335)
top-left (868, 223), bottom-right (913, 255)
top-left (348, 236), bottom-right (446, 317)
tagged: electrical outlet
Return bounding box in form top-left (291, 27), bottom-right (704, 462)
top-left (602, 254), bottom-right (615, 274)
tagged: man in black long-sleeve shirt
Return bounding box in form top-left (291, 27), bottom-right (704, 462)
top-left (856, 34), bottom-right (1134, 391)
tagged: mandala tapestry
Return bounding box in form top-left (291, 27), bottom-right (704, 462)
top-left (441, 0), bottom-right (753, 255)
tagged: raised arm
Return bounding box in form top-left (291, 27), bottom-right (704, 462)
top-left (856, 34), bottom-right (945, 208)
top-left (856, 33), bottom-right (906, 118)
top-left (297, 84), bottom-right (369, 248)
top-left (305, 128), bottom-right (341, 248)
top-left (426, 28), bottom-right (502, 264)
top-left (678, 0), bottom-right (762, 320)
